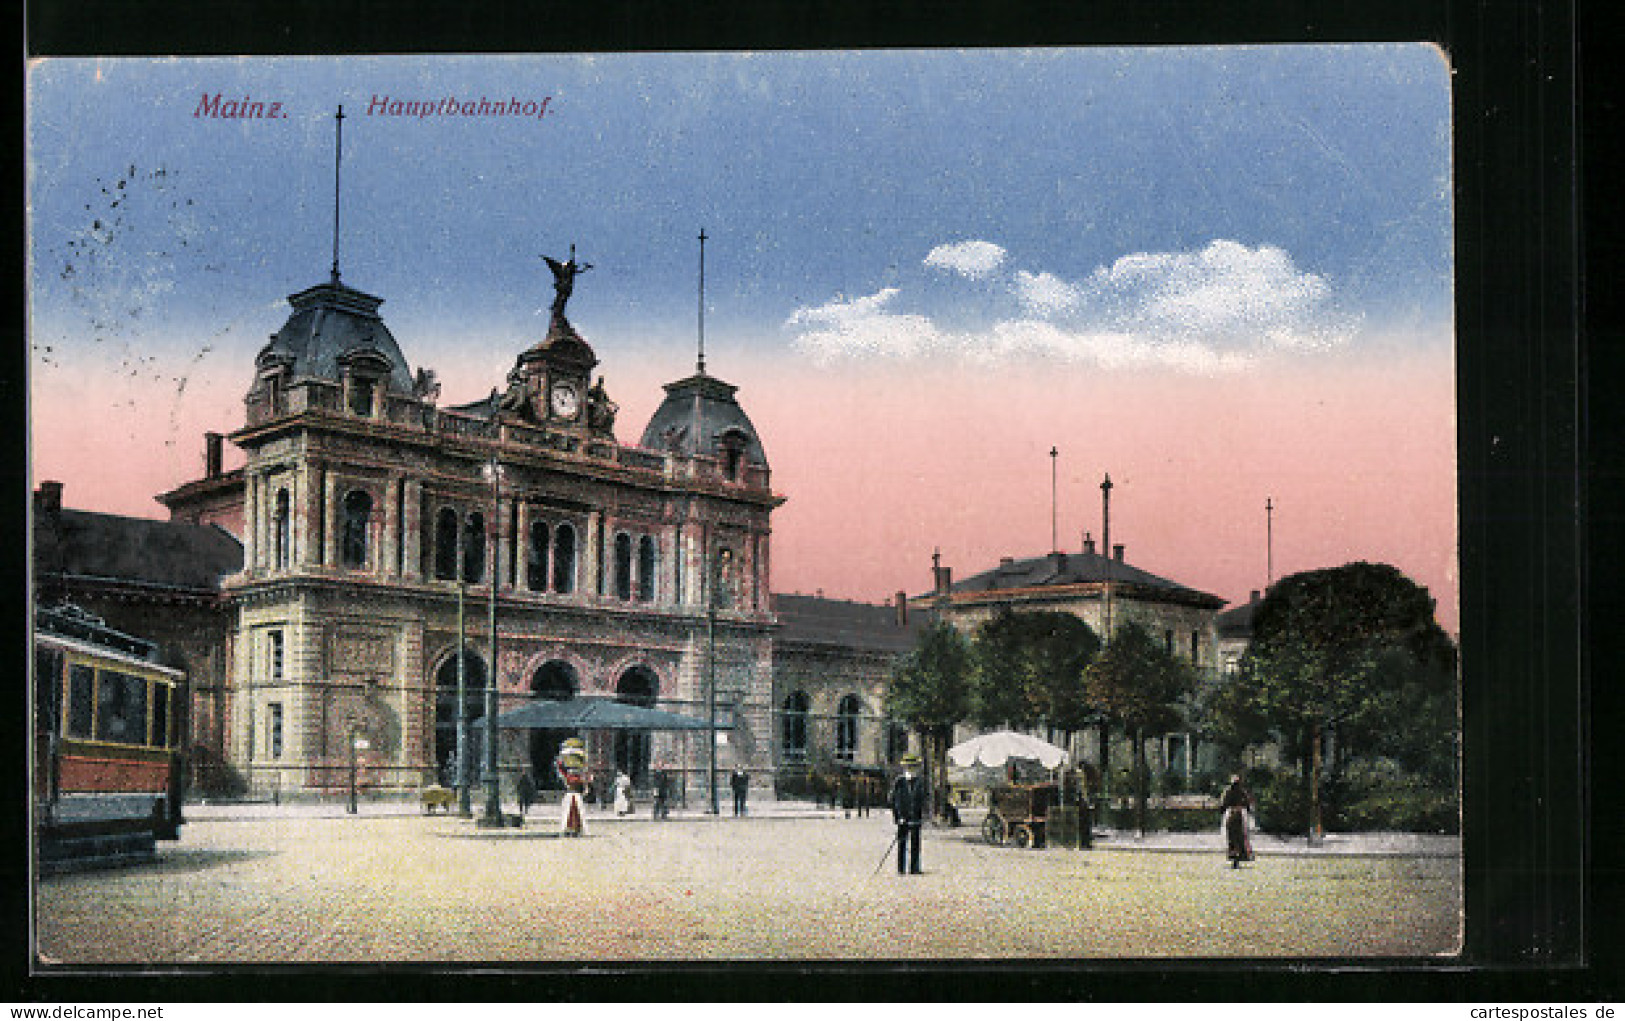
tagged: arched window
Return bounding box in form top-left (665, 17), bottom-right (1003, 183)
top-left (340, 489), bottom-right (372, 568)
top-left (433, 508), bottom-right (459, 581)
top-left (552, 523), bottom-right (576, 594)
top-left (782, 691), bottom-right (810, 761)
top-left (636, 536), bottom-right (657, 602)
top-left (526, 520), bottom-right (549, 591)
top-left (529, 660), bottom-right (579, 789)
top-left (613, 532), bottom-right (633, 601)
top-left (718, 429), bottom-right (749, 481)
top-left (835, 694), bottom-right (861, 762)
top-left (614, 665), bottom-right (659, 783)
top-left (273, 489), bottom-right (290, 569)
top-left (712, 547), bottom-right (735, 610)
top-left (462, 511), bottom-right (485, 584)
top-left (349, 376), bottom-right (375, 417)
top-left (433, 651), bottom-right (486, 787)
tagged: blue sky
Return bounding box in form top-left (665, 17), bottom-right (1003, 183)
top-left (29, 47), bottom-right (1451, 373)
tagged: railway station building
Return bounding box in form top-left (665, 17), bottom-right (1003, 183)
top-left (37, 257), bottom-right (919, 804)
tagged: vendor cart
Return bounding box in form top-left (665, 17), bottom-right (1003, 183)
top-left (981, 782), bottom-right (1057, 848)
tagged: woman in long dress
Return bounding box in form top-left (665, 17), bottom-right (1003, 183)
top-left (613, 771), bottom-right (633, 816)
top-left (1221, 775), bottom-right (1254, 868)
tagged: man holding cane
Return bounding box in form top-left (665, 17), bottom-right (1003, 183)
top-left (890, 752), bottom-right (928, 875)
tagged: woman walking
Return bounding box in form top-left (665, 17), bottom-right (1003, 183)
top-left (1221, 775), bottom-right (1255, 868)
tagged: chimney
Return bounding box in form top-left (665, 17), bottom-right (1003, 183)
top-left (205, 432), bottom-right (224, 478)
top-left (999, 556), bottom-right (1015, 568)
top-left (35, 480), bottom-right (63, 518)
top-left (1250, 589), bottom-right (1261, 604)
top-left (932, 549), bottom-right (952, 596)
top-left (1081, 531), bottom-right (1095, 555)
top-left (1112, 544), bottom-right (1125, 562)
top-left (894, 590), bottom-right (909, 626)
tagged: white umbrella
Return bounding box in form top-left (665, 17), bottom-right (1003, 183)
top-left (947, 730), bottom-right (1070, 770)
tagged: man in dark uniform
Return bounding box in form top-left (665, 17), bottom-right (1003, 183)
top-left (730, 766), bottom-right (750, 817)
top-left (890, 753), bottom-right (928, 875)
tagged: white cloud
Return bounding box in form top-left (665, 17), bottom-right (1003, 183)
top-left (785, 288), bottom-right (947, 361)
top-left (787, 239), bottom-right (1351, 372)
top-left (1088, 240), bottom-right (1338, 346)
top-left (924, 240), bottom-right (1007, 280)
top-left (1014, 270), bottom-right (1082, 316)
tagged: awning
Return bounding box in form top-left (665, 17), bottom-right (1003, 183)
top-left (475, 697), bottom-right (718, 732)
top-left (948, 730), bottom-right (1070, 769)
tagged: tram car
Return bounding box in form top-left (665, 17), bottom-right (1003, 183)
top-left (34, 603), bottom-right (186, 869)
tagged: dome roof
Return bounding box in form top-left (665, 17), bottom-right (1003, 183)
top-left (255, 278), bottom-right (415, 393)
top-left (638, 371), bottom-right (768, 468)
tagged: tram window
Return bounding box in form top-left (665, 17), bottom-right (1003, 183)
top-left (67, 664), bottom-right (95, 738)
top-left (96, 670), bottom-right (148, 745)
top-left (35, 646), bottom-right (64, 731)
top-left (152, 685), bottom-right (170, 748)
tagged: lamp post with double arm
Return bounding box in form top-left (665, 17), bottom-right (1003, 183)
top-left (480, 457), bottom-right (505, 826)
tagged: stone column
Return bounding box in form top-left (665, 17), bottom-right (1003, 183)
top-left (401, 478), bottom-right (422, 581)
top-left (584, 510), bottom-right (602, 597)
top-left (490, 490), bottom-right (510, 591)
top-left (293, 463), bottom-right (310, 569)
top-left (243, 470), bottom-right (260, 574)
top-left (515, 500), bottom-right (531, 590)
top-left (753, 532), bottom-right (767, 611)
top-left (383, 475), bottom-right (402, 578)
top-left (323, 472), bottom-right (339, 567)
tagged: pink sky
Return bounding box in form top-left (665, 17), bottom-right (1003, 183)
top-left (30, 335), bottom-right (1458, 635)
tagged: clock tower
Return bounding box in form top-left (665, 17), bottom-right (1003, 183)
top-left (493, 246), bottom-right (616, 436)
top-left (509, 315), bottom-right (598, 428)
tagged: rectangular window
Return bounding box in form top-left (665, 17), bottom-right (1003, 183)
top-left (1190, 630), bottom-right (1200, 665)
top-left (67, 664), bottom-right (95, 738)
top-left (1164, 629), bottom-right (1175, 655)
top-left (35, 646), bottom-right (64, 734)
top-left (96, 670), bottom-right (147, 745)
top-left (269, 702), bottom-right (284, 759)
top-left (349, 376), bottom-right (375, 416)
top-left (269, 629), bottom-right (285, 681)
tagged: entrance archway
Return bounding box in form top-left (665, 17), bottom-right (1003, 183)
top-left (614, 665), bottom-right (660, 784)
top-left (528, 661), bottom-right (579, 788)
top-left (434, 651), bottom-right (486, 787)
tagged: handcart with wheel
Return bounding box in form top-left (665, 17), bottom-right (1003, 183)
top-left (980, 782), bottom-right (1057, 849)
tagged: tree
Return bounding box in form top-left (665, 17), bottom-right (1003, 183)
top-left (1217, 561), bottom-right (1457, 835)
top-left (1084, 622), bottom-right (1197, 835)
top-left (968, 609), bottom-right (1101, 739)
top-left (887, 622), bottom-right (973, 819)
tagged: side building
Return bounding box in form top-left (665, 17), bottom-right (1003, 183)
top-left (917, 537), bottom-right (1228, 783)
top-left (32, 481), bottom-right (243, 791)
top-left (771, 593), bottom-right (922, 794)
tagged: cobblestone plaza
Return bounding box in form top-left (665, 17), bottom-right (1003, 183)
top-left (35, 807), bottom-right (1462, 964)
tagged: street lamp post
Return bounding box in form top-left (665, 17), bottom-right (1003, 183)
top-left (706, 547), bottom-right (732, 815)
top-left (347, 724), bottom-right (369, 815)
top-left (481, 457), bottom-right (504, 826)
top-left (455, 577), bottom-right (471, 817)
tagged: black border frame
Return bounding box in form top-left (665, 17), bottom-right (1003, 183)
top-left (12, 0), bottom-right (1604, 1003)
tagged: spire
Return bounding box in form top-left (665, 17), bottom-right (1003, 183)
top-left (331, 105), bottom-right (345, 285)
top-left (697, 227), bottom-right (708, 375)
top-left (1266, 496), bottom-right (1275, 588)
top-left (1049, 446), bottom-right (1059, 553)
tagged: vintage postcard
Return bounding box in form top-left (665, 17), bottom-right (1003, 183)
top-left (27, 47), bottom-right (1461, 965)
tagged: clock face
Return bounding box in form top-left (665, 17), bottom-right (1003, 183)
top-left (550, 381), bottom-right (580, 419)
